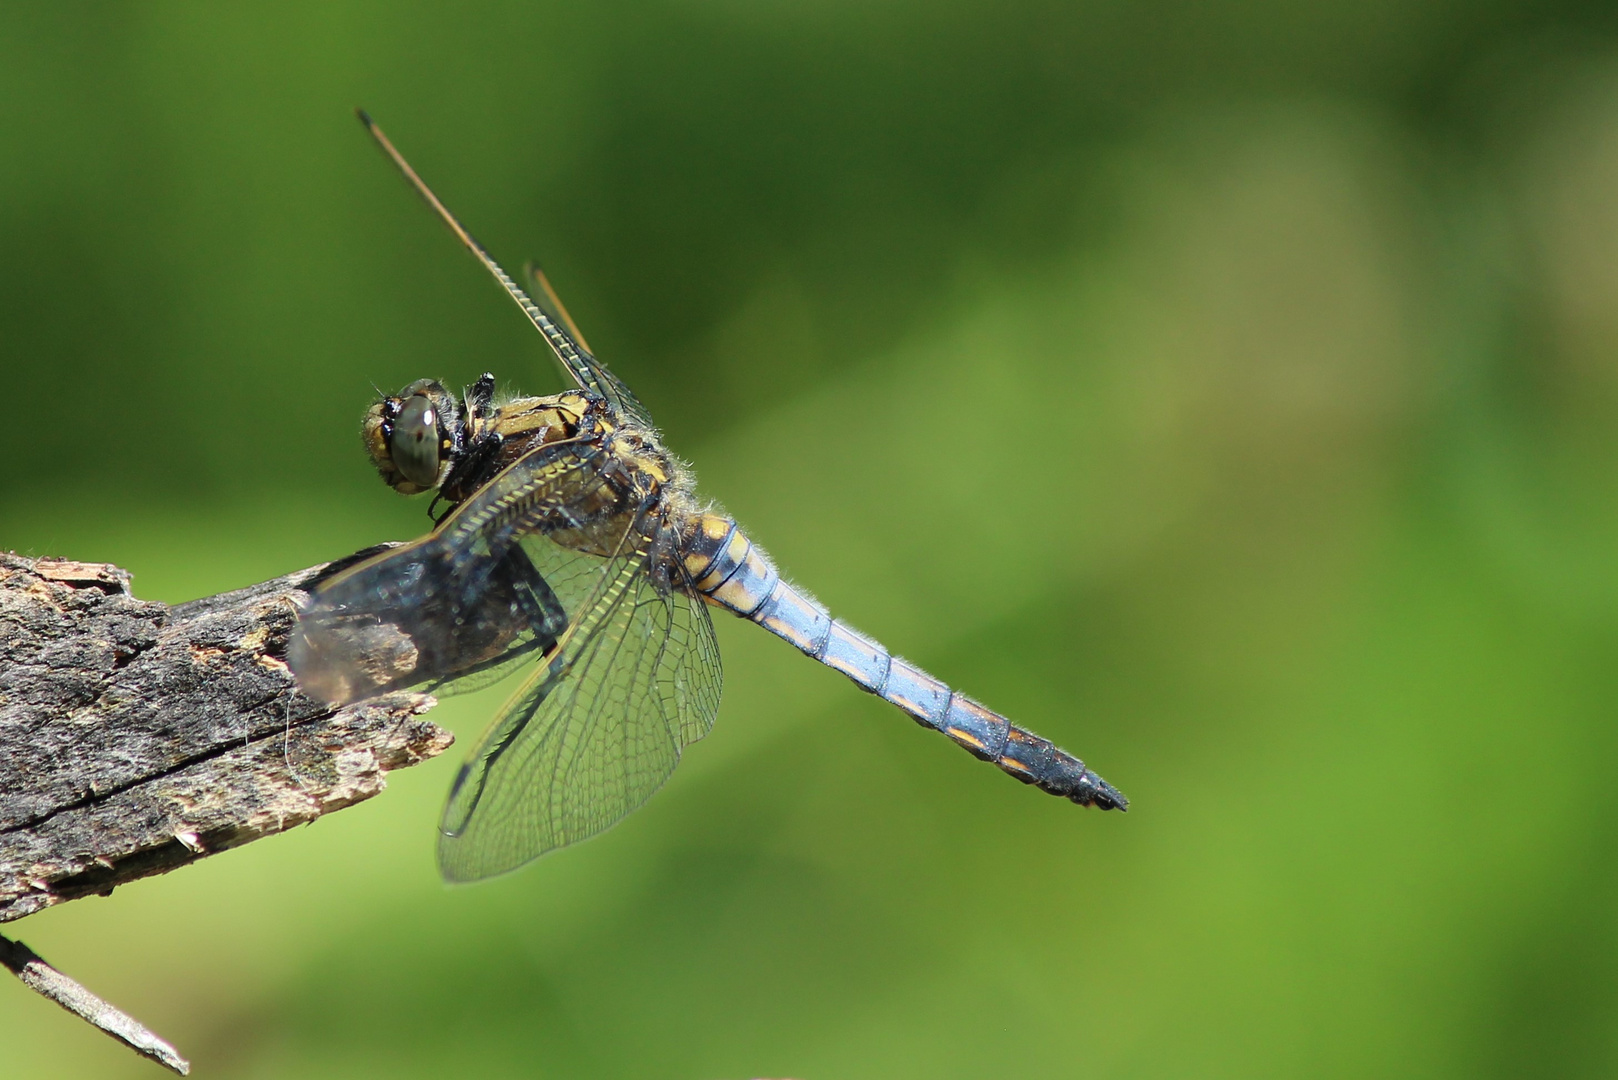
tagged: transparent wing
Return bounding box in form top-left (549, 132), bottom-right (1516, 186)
top-left (357, 111), bottom-right (656, 429)
top-left (289, 443), bottom-right (614, 706)
top-left (523, 261), bottom-right (657, 432)
top-left (438, 523), bottom-right (722, 883)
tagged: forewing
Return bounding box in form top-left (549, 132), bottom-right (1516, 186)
top-left (437, 532), bottom-right (722, 883)
top-left (358, 113), bottom-right (656, 430)
top-left (524, 262), bottom-right (657, 431)
top-left (289, 443), bottom-right (613, 706)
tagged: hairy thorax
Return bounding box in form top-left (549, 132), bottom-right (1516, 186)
top-left (454, 391), bottom-right (701, 566)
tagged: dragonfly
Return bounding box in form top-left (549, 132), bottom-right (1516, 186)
top-left (288, 112), bottom-right (1126, 883)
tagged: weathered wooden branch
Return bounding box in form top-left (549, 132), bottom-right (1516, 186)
top-left (0, 550), bottom-right (453, 1071)
top-left (0, 931), bottom-right (191, 1074)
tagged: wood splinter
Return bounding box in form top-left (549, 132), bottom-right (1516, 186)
top-left (0, 931), bottom-right (191, 1074)
top-left (0, 550), bottom-right (453, 1070)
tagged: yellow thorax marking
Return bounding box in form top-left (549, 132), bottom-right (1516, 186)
top-left (486, 392), bottom-right (588, 443)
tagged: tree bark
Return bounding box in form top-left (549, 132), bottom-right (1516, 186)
top-left (0, 549), bottom-right (453, 1072)
top-left (0, 550), bottom-right (451, 921)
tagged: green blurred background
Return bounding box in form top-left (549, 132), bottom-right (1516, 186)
top-left (5, 2), bottom-right (1618, 1076)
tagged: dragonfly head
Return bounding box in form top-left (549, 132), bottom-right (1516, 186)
top-left (363, 378), bottom-right (464, 494)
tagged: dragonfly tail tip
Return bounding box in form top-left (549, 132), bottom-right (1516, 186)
top-left (1084, 775), bottom-right (1128, 811)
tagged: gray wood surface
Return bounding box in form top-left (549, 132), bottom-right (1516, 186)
top-left (0, 931), bottom-right (192, 1074)
top-left (0, 551), bottom-right (452, 923)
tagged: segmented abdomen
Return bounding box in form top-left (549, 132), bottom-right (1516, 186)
top-left (680, 513), bottom-right (1126, 809)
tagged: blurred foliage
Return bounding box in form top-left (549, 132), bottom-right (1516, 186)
top-left (5, 2), bottom-right (1618, 1077)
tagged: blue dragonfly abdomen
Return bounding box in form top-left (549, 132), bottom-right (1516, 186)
top-left (679, 512), bottom-right (1126, 810)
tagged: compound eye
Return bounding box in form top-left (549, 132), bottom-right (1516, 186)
top-left (389, 394), bottom-right (442, 489)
